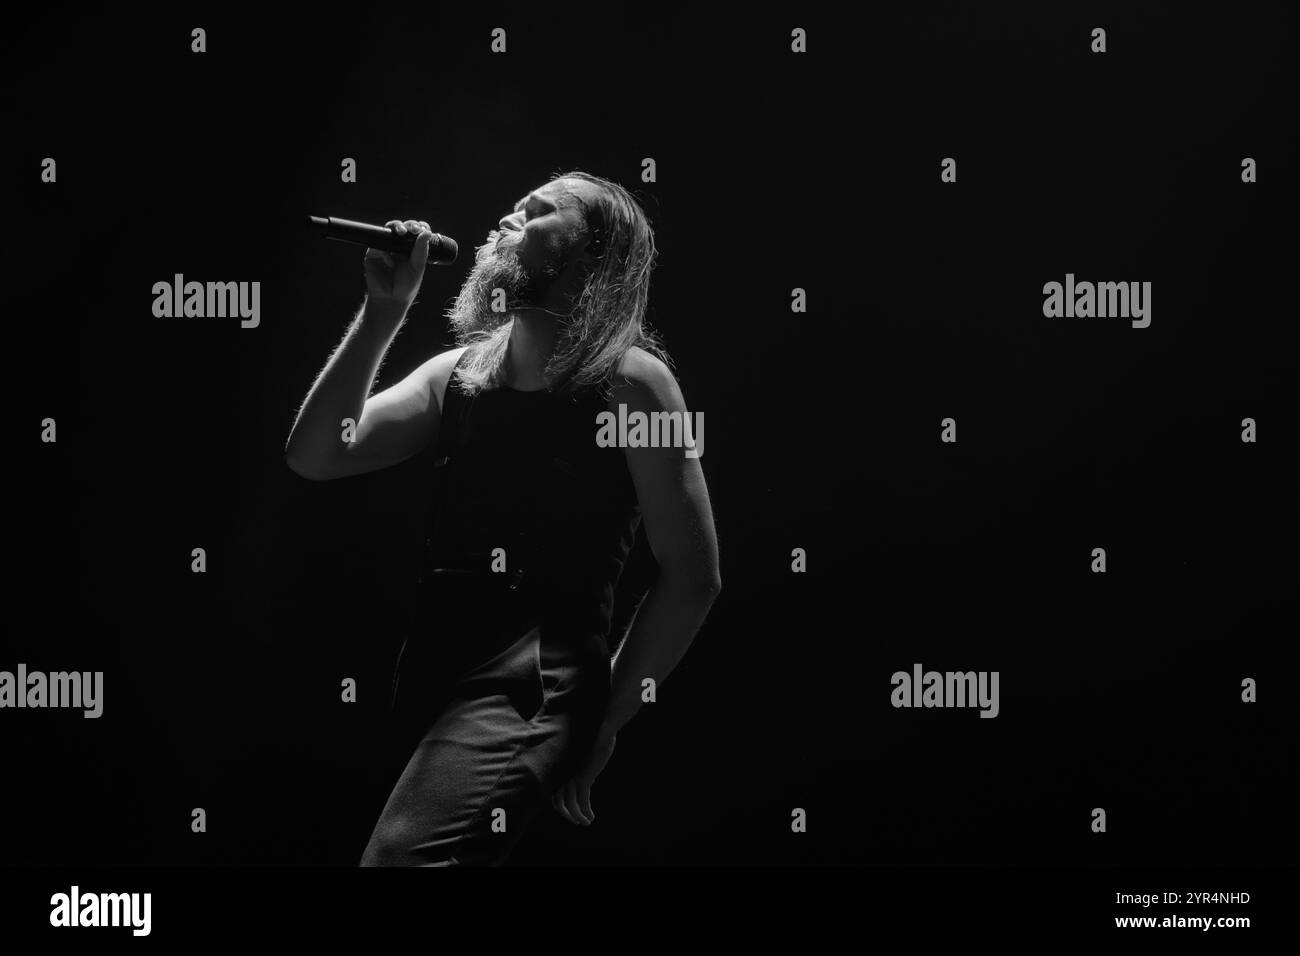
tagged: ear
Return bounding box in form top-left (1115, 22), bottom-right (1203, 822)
top-left (582, 220), bottom-right (606, 261)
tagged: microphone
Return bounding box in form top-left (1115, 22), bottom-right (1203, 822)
top-left (307, 216), bottom-right (459, 265)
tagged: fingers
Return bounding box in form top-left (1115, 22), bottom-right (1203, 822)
top-left (387, 220), bottom-right (430, 236)
top-left (552, 780), bottom-right (592, 826)
top-left (551, 784), bottom-right (579, 825)
top-left (411, 225), bottom-right (432, 269)
top-left (563, 780), bottom-right (592, 826)
top-left (574, 779), bottom-right (595, 824)
top-left (387, 220), bottom-right (433, 268)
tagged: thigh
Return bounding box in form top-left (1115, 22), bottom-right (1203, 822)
top-left (363, 627), bottom-right (596, 866)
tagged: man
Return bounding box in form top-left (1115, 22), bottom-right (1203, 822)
top-left (284, 171), bottom-right (721, 865)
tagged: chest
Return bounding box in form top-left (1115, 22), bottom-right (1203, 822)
top-left (435, 388), bottom-right (636, 515)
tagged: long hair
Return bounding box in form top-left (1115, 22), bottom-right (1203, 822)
top-left (450, 170), bottom-right (672, 400)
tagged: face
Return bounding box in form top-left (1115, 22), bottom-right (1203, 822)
top-left (447, 179), bottom-right (599, 330)
top-left (492, 178), bottom-right (593, 275)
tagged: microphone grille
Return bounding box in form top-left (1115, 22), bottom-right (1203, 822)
top-left (433, 233), bottom-right (459, 263)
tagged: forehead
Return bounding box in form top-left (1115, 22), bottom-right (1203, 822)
top-left (555, 178), bottom-right (600, 204)
top-left (518, 178), bottom-right (596, 211)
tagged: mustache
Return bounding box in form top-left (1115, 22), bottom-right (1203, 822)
top-left (475, 233), bottom-right (522, 272)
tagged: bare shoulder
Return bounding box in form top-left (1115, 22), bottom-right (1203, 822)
top-left (610, 346), bottom-right (680, 410)
top-left (421, 345), bottom-right (470, 414)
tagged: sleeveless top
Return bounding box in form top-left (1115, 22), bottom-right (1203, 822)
top-left (420, 349), bottom-right (643, 667)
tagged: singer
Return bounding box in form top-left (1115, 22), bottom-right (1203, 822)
top-left (284, 171), bottom-right (721, 865)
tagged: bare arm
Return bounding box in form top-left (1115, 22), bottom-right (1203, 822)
top-left (598, 351), bottom-right (722, 741)
top-left (284, 220), bottom-right (461, 480)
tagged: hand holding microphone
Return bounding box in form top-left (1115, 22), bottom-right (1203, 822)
top-left (307, 215), bottom-right (460, 312)
top-left (362, 219), bottom-right (440, 309)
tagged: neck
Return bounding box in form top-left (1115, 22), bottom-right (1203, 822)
top-left (506, 311), bottom-right (560, 390)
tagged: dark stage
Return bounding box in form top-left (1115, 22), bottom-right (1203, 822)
top-left (6, 0), bottom-right (1296, 939)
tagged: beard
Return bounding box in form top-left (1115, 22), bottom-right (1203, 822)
top-left (446, 230), bottom-right (566, 335)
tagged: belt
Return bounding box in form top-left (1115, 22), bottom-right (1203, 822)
top-left (422, 534), bottom-right (538, 592)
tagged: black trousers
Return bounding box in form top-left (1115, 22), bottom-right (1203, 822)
top-left (361, 579), bottom-right (611, 866)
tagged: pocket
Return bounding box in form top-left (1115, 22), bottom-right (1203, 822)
top-left (458, 625), bottom-right (547, 725)
top-left (523, 625), bottom-right (548, 721)
top-left (534, 632), bottom-right (610, 721)
top-left (501, 626), bottom-right (546, 724)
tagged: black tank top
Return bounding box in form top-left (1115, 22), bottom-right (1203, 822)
top-left (421, 349), bottom-right (643, 665)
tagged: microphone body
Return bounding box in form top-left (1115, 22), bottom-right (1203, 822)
top-left (308, 216), bottom-right (459, 265)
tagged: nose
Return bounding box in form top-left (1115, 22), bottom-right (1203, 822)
top-left (498, 212), bottom-right (524, 232)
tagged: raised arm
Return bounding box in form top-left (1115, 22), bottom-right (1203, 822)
top-left (284, 219), bottom-right (463, 480)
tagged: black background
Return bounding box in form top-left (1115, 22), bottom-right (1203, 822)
top-left (7, 2), bottom-right (1296, 868)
